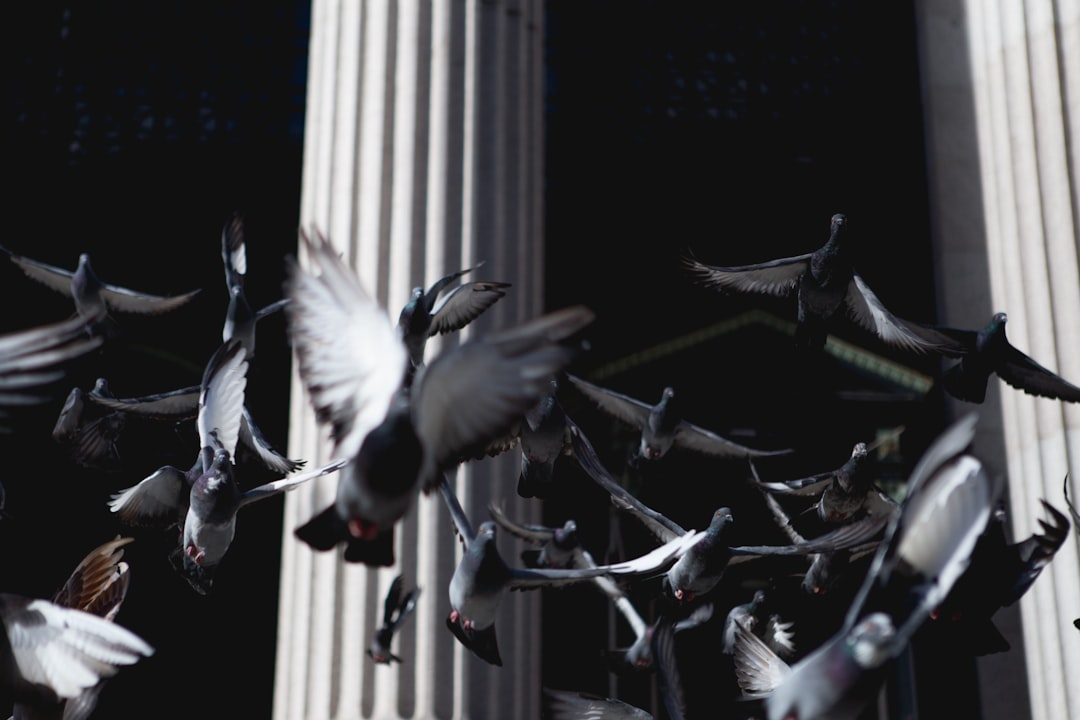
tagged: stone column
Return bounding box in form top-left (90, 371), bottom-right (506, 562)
top-left (916, 3), bottom-right (1080, 720)
top-left (274, 1), bottom-right (546, 718)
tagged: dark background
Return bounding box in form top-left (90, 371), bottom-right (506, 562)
top-left (2, 2), bottom-right (978, 719)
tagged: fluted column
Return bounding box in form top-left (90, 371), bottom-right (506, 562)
top-left (916, 3), bottom-right (1080, 720)
top-left (274, 1), bottom-right (546, 718)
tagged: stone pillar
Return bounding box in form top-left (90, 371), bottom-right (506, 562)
top-left (274, 1), bottom-right (546, 718)
top-left (916, 2), bottom-right (1080, 719)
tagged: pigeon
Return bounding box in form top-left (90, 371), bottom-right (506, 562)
top-left (720, 589), bottom-right (795, 660)
top-left (0, 312), bottom-right (104, 435)
top-left (395, 260), bottom-right (511, 376)
top-left (52, 380), bottom-right (126, 472)
top-left (0, 555), bottom-right (153, 713)
top-left (565, 374), bottom-right (793, 467)
top-left (926, 496), bottom-right (1070, 655)
top-left (437, 475), bottom-right (703, 666)
top-left (749, 430), bottom-right (903, 527)
top-left (609, 601), bottom-right (714, 674)
top-left (680, 212), bottom-right (969, 355)
top-left (10, 537), bottom-right (134, 720)
top-left (0, 245), bottom-right (201, 334)
top-left (926, 311), bottom-right (1080, 403)
top-left (219, 211), bottom-right (290, 353)
top-left (108, 338), bottom-right (345, 594)
top-left (739, 413), bottom-right (1003, 720)
top-left (367, 574), bottom-right (421, 664)
top-left (569, 416), bottom-right (889, 605)
top-left (287, 226), bottom-right (595, 567)
top-left (471, 375), bottom-right (579, 499)
top-left (487, 500), bottom-right (585, 569)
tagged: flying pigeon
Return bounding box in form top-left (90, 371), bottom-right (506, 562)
top-left (926, 311), bottom-right (1080, 403)
top-left (720, 589), bottom-right (796, 661)
top-left (287, 226), bottom-right (595, 567)
top-left (52, 379), bottom-right (126, 472)
top-left (926, 496), bottom-right (1070, 655)
top-left (218, 211), bottom-right (290, 353)
top-left (680, 213), bottom-right (969, 356)
top-left (108, 338), bottom-right (344, 594)
top-left (396, 260), bottom-right (511, 376)
top-left (10, 536), bottom-right (134, 720)
top-left (437, 475), bottom-right (702, 666)
top-left (486, 500), bottom-right (586, 569)
top-left (367, 574), bottom-right (421, 664)
top-left (0, 245), bottom-right (201, 334)
top-left (0, 550), bottom-right (153, 712)
top-left (565, 374), bottom-right (793, 466)
top-left (738, 413), bottom-right (1003, 720)
top-left (749, 430), bottom-right (903, 527)
top-left (470, 375), bottom-right (579, 499)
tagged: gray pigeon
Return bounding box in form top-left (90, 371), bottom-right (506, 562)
top-left (929, 311), bottom-right (1080, 403)
top-left (52, 380), bottom-right (126, 472)
top-left (438, 475), bottom-right (702, 666)
top-left (396, 260), bottom-right (511, 376)
top-left (367, 574), bottom-right (421, 665)
top-left (108, 338), bottom-right (344, 594)
top-left (749, 431), bottom-right (902, 527)
top-left (0, 245), bottom-right (200, 334)
top-left (681, 213), bottom-right (968, 355)
top-left (219, 211), bottom-right (290, 352)
top-left (472, 375), bottom-right (578, 499)
top-left (927, 496), bottom-right (1070, 655)
top-left (11, 537), bottom-right (134, 720)
top-left (565, 374), bottom-right (793, 466)
top-left (0, 542), bottom-right (153, 715)
top-left (487, 500), bottom-right (585, 569)
top-left (288, 227), bottom-right (595, 567)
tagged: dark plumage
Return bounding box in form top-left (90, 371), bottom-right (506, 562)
top-left (566, 374), bottom-right (792, 465)
top-left (367, 575), bottom-right (421, 664)
top-left (681, 213), bottom-right (968, 355)
top-left (287, 227), bottom-right (594, 567)
top-left (931, 311), bottom-right (1080, 403)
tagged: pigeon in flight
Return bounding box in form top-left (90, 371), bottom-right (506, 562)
top-left (470, 375), bottom-right (579, 499)
top-left (108, 338), bottom-right (344, 594)
top-left (0, 555), bottom-right (153, 713)
top-left (287, 227), bottom-right (595, 567)
top-left (52, 379), bottom-right (127, 472)
top-left (0, 245), bottom-right (200, 334)
top-left (681, 213), bottom-right (968, 356)
top-left (749, 429), bottom-right (903, 527)
top-left (396, 260), bottom-right (512, 377)
top-left (927, 496), bottom-right (1070, 655)
top-left (565, 374), bottom-right (793, 466)
top-left (486, 500), bottom-right (586, 569)
top-left (924, 311), bottom-right (1080, 403)
top-left (10, 536), bottom-right (134, 720)
top-left (218, 210), bottom-right (290, 353)
top-left (367, 574), bottom-right (421, 665)
top-left (437, 475), bottom-right (702, 666)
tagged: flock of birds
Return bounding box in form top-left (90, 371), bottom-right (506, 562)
top-left (0, 211), bottom-right (1077, 719)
